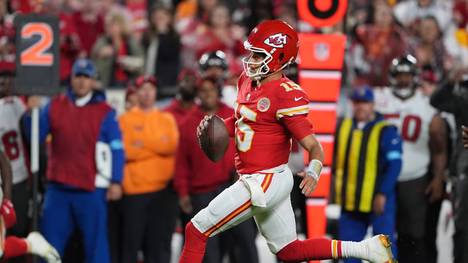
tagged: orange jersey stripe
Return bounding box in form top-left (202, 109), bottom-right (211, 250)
top-left (204, 200), bottom-right (251, 236)
top-left (261, 173), bottom-right (273, 192)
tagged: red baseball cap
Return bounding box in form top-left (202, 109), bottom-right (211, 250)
top-left (135, 75), bottom-right (157, 88)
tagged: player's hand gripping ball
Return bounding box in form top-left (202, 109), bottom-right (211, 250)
top-left (197, 115), bottom-right (230, 162)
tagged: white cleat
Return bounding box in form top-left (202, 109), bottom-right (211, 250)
top-left (364, 234), bottom-right (397, 263)
top-left (26, 232), bottom-right (61, 263)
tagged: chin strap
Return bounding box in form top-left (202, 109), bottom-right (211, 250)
top-left (250, 59), bottom-right (295, 82)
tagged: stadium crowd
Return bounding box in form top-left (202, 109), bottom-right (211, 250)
top-left (0, 0), bottom-right (467, 262)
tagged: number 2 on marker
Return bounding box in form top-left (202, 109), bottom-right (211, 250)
top-left (20, 23), bottom-right (53, 66)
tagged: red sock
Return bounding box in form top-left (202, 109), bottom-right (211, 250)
top-left (277, 238), bottom-right (342, 262)
top-left (3, 236), bottom-right (28, 258)
top-left (179, 222), bottom-right (208, 263)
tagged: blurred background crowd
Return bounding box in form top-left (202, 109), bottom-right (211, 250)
top-left (0, 0), bottom-right (467, 262)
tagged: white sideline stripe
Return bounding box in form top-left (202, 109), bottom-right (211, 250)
top-left (306, 198), bottom-right (328, 206)
top-left (300, 70), bottom-right (342, 79)
top-left (308, 103), bottom-right (337, 111)
top-left (315, 134), bottom-right (335, 143)
top-left (322, 166), bottom-right (331, 174)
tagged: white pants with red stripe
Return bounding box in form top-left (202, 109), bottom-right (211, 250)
top-left (191, 165), bottom-right (297, 253)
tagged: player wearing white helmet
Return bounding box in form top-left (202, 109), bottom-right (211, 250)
top-left (374, 54), bottom-right (447, 262)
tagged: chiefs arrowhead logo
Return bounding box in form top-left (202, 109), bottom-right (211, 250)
top-left (264, 33), bottom-right (287, 48)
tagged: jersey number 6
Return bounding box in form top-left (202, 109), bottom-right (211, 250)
top-left (1, 131), bottom-right (20, 161)
top-left (235, 105), bottom-right (257, 152)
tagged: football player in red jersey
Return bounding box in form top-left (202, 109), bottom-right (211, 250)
top-left (179, 20), bottom-right (396, 263)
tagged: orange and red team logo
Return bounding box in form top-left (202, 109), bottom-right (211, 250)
top-left (257, 97), bottom-right (271, 112)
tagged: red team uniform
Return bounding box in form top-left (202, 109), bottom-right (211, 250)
top-left (234, 73), bottom-right (311, 174)
top-left (179, 20), bottom-right (396, 263)
top-left (189, 73), bottom-right (312, 249)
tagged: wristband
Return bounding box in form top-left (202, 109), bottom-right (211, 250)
top-left (306, 159), bottom-right (323, 181)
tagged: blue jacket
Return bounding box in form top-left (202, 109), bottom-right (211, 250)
top-left (24, 89), bottom-right (124, 190)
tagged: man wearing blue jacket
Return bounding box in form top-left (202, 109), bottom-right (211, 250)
top-left (24, 59), bottom-right (124, 263)
top-left (333, 86), bottom-right (402, 262)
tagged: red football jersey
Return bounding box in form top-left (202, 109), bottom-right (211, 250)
top-left (234, 73), bottom-right (311, 174)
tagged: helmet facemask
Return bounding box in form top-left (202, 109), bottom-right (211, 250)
top-left (242, 44), bottom-right (273, 81)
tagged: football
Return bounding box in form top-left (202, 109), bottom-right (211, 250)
top-left (198, 115), bottom-right (230, 162)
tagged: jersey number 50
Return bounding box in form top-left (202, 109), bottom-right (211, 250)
top-left (235, 105), bottom-right (257, 152)
top-left (386, 114), bottom-right (422, 142)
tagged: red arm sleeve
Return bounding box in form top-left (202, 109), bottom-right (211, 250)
top-left (282, 115), bottom-right (314, 141)
top-left (223, 116), bottom-right (236, 137)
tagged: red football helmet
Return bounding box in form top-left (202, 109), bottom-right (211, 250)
top-left (242, 20), bottom-right (299, 80)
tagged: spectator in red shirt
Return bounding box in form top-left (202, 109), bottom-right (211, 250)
top-left (174, 76), bottom-right (259, 263)
top-left (0, 0), bottom-right (15, 67)
top-left (165, 69), bottom-right (198, 125)
top-left (194, 4), bottom-right (245, 67)
top-left (349, 3), bottom-right (409, 87)
top-left (72, 0), bottom-right (104, 57)
top-left (410, 15), bottom-right (452, 80)
top-left (453, 0), bottom-right (467, 29)
top-left (125, 0), bottom-right (148, 40)
top-left (43, 0), bottom-right (81, 84)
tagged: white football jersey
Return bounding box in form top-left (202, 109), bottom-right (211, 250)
top-left (374, 87), bottom-right (437, 181)
top-left (0, 97), bottom-right (29, 184)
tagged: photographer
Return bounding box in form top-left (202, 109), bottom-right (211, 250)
top-left (430, 69), bottom-right (468, 263)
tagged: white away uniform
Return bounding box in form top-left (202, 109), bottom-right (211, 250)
top-left (374, 87), bottom-right (437, 182)
top-left (0, 97), bottom-right (28, 184)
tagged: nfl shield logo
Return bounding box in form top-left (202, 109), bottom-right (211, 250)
top-left (314, 42), bottom-right (330, 61)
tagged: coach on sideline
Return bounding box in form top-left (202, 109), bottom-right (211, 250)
top-left (24, 59), bottom-right (125, 263)
top-left (333, 86), bottom-right (402, 262)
